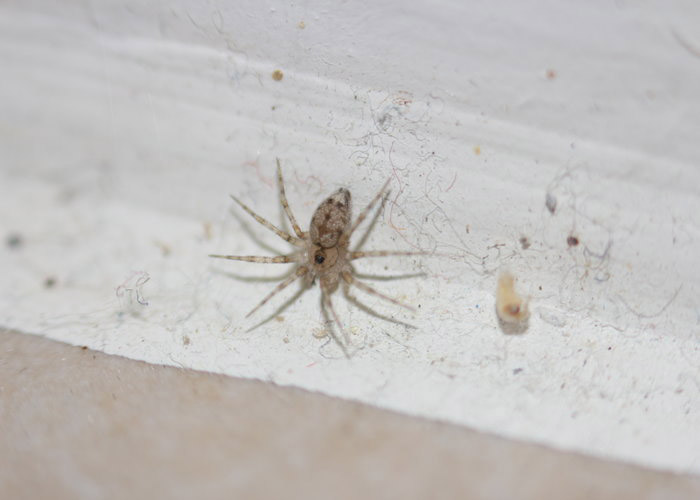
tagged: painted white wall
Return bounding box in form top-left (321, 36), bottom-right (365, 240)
top-left (1, 0), bottom-right (699, 473)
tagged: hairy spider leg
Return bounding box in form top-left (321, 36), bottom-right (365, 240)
top-left (208, 254), bottom-right (299, 263)
top-left (276, 158), bottom-right (305, 239)
top-left (230, 194), bottom-right (305, 247)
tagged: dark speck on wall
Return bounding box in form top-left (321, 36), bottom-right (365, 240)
top-left (6, 232), bottom-right (23, 249)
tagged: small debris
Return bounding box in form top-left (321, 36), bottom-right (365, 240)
top-left (545, 193), bottom-right (557, 214)
top-left (496, 271), bottom-right (530, 327)
top-left (313, 327), bottom-right (329, 339)
top-left (519, 236), bottom-right (531, 250)
top-left (272, 69), bottom-right (284, 81)
top-left (567, 235), bottom-right (579, 247)
top-left (538, 307), bottom-right (567, 327)
top-left (154, 241), bottom-right (171, 256)
top-left (6, 233), bottom-right (23, 249)
top-left (44, 277), bottom-right (57, 288)
top-left (202, 222), bottom-right (213, 241)
top-left (116, 271), bottom-right (150, 306)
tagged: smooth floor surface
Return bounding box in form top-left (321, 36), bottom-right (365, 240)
top-left (1, 329), bottom-right (698, 500)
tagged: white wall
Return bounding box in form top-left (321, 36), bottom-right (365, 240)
top-left (1, 0), bottom-right (699, 473)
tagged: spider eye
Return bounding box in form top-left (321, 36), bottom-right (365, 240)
top-left (314, 253), bottom-right (325, 264)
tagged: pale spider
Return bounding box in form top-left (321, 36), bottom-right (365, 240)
top-left (210, 160), bottom-right (424, 355)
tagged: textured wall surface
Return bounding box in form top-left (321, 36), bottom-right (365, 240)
top-left (1, 0), bottom-right (699, 473)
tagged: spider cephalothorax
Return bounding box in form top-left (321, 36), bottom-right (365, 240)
top-left (210, 159), bottom-right (423, 355)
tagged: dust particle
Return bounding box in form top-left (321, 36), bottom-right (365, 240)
top-left (6, 233), bottom-right (23, 249)
top-left (545, 193), bottom-right (557, 214)
top-left (313, 328), bottom-right (329, 339)
top-left (202, 222), bottom-right (213, 241)
top-left (272, 69), bottom-right (284, 81)
top-left (155, 241), bottom-right (171, 256)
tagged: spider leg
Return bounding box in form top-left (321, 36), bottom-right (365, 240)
top-left (276, 158), bottom-right (305, 239)
top-left (347, 177), bottom-right (392, 238)
top-left (321, 292), bottom-right (351, 358)
top-left (342, 271), bottom-right (416, 311)
top-left (209, 254), bottom-right (299, 263)
top-left (245, 266), bottom-right (308, 318)
top-left (342, 280), bottom-right (416, 329)
top-left (349, 250), bottom-right (427, 260)
top-left (230, 195), bottom-right (305, 247)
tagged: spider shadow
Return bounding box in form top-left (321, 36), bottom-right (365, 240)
top-left (228, 205), bottom-right (290, 256)
top-left (211, 268), bottom-right (297, 284)
top-left (319, 294), bottom-right (353, 359)
top-left (343, 285), bottom-right (416, 330)
top-left (353, 271), bottom-right (427, 282)
top-left (246, 284), bottom-right (355, 360)
top-left (497, 314), bottom-right (530, 335)
top-left (353, 190), bottom-right (389, 252)
top-left (245, 280), bottom-right (310, 333)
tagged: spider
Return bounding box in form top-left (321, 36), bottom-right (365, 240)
top-left (210, 159), bottom-right (424, 356)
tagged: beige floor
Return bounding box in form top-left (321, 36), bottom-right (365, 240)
top-left (1, 329), bottom-right (698, 500)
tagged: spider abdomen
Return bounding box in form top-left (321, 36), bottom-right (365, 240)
top-left (309, 188), bottom-right (351, 248)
